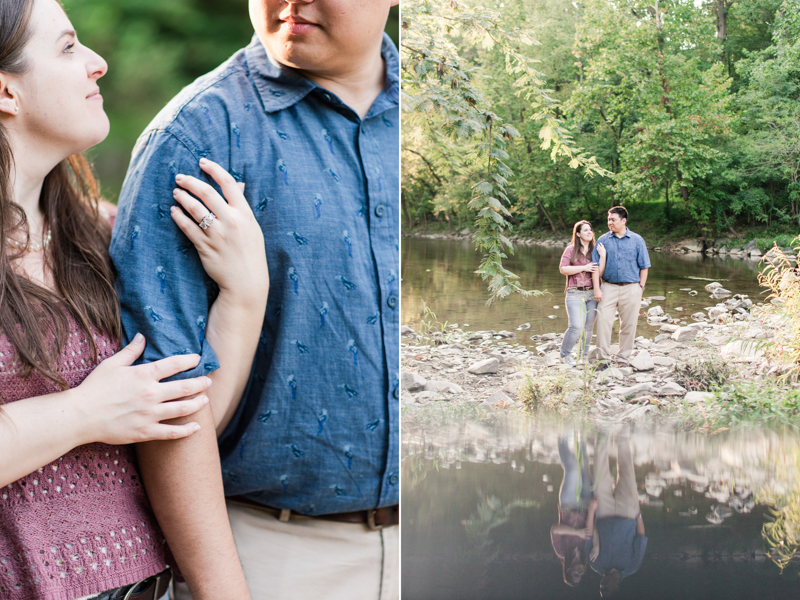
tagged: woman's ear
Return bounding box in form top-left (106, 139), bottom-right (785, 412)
top-left (0, 73), bottom-right (20, 117)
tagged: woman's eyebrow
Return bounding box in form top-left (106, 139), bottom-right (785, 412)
top-left (56, 28), bottom-right (76, 41)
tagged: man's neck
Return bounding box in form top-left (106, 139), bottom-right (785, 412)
top-left (298, 49), bottom-right (386, 120)
top-left (613, 227), bottom-right (627, 239)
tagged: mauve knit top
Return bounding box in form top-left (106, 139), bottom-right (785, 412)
top-left (0, 315), bottom-right (167, 600)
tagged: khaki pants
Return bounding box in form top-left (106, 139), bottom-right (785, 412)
top-left (172, 502), bottom-right (399, 600)
top-left (595, 282), bottom-right (643, 361)
top-left (594, 436), bottom-right (640, 520)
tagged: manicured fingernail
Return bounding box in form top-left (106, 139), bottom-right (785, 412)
top-left (202, 396), bottom-right (209, 405)
top-left (205, 377), bottom-right (213, 387)
top-left (175, 174), bottom-right (184, 182)
top-left (199, 158), bottom-right (208, 165)
top-left (133, 333), bottom-right (144, 343)
top-left (192, 423), bottom-right (202, 432)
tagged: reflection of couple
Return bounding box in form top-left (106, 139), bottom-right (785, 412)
top-left (0, 1), bottom-right (398, 599)
top-left (551, 433), bottom-right (648, 597)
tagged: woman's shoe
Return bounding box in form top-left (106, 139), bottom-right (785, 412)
top-left (562, 354), bottom-right (577, 367)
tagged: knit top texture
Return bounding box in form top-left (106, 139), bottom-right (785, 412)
top-left (0, 315), bottom-right (167, 600)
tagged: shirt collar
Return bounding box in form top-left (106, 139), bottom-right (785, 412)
top-left (245, 33), bottom-right (399, 114)
top-left (613, 227), bottom-right (631, 239)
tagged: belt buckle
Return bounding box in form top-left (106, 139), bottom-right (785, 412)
top-left (367, 509), bottom-right (384, 531)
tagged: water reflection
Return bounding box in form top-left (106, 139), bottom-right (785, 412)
top-left (402, 414), bottom-right (800, 599)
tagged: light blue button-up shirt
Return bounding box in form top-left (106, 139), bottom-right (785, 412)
top-left (110, 34), bottom-right (399, 515)
top-left (592, 228), bottom-right (651, 284)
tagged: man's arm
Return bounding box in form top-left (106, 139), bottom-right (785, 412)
top-left (137, 408), bottom-right (250, 599)
top-left (112, 131), bottom-right (252, 598)
top-left (639, 268), bottom-right (649, 289)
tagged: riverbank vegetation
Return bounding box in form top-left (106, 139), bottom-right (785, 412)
top-left (402, 0), bottom-right (800, 287)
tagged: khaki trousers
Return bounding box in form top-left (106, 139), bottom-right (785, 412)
top-left (594, 436), bottom-right (640, 520)
top-left (172, 502), bottom-right (399, 600)
top-left (595, 282), bottom-right (643, 361)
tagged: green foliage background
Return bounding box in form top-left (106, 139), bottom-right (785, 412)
top-left (402, 0), bottom-right (800, 247)
top-left (64, 0), bottom-right (399, 201)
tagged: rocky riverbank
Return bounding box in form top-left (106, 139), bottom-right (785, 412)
top-left (404, 229), bottom-right (798, 262)
top-left (401, 281), bottom-right (795, 425)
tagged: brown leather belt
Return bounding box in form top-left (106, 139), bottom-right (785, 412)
top-left (228, 495), bottom-right (399, 530)
top-left (605, 281), bottom-right (636, 286)
top-left (88, 568), bottom-right (171, 600)
top-left (569, 286), bottom-right (593, 291)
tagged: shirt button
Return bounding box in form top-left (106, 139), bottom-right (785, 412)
top-left (389, 474), bottom-right (398, 485)
top-left (393, 388), bottom-right (399, 399)
top-left (387, 295), bottom-right (398, 309)
top-left (323, 93), bottom-right (332, 102)
top-left (374, 205), bottom-right (385, 218)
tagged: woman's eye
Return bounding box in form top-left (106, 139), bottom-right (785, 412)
top-left (63, 42), bottom-right (75, 54)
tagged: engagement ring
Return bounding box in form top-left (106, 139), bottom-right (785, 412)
top-left (198, 212), bottom-right (216, 230)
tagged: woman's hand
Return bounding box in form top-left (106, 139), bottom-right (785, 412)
top-left (594, 287), bottom-right (604, 302)
top-left (583, 262), bottom-right (599, 273)
top-left (596, 242), bottom-right (606, 259)
top-left (171, 159), bottom-right (269, 306)
top-left (589, 542), bottom-right (600, 561)
top-left (73, 333), bottom-right (212, 445)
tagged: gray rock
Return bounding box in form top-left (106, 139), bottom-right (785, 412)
top-left (425, 380), bottom-right (464, 394)
top-left (671, 327), bottom-right (699, 343)
top-left (685, 391), bottom-right (714, 403)
top-left (691, 312), bottom-right (708, 322)
top-left (414, 391), bottom-right (439, 403)
top-left (654, 334), bottom-right (672, 342)
top-left (708, 306), bottom-right (727, 320)
top-left (487, 390), bottom-right (513, 404)
top-left (647, 306), bottom-right (665, 318)
top-left (609, 383), bottom-right (656, 398)
top-left (467, 358), bottom-right (501, 374)
top-left (682, 240), bottom-right (704, 253)
top-left (650, 296), bottom-right (667, 301)
top-left (496, 330), bottom-right (517, 339)
top-left (652, 356), bottom-right (675, 368)
top-left (502, 379), bottom-right (526, 396)
top-left (630, 350), bottom-right (655, 371)
top-left (712, 288), bottom-right (732, 298)
top-left (705, 282), bottom-right (723, 292)
top-left (401, 371), bottom-right (427, 392)
top-left (636, 337), bottom-right (653, 348)
top-left (460, 227), bottom-right (471, 236)
top-left (541, 333), bottom-right (557, 341)
top-left (721, 340), bottom-right (764, 359)
top-left (536, 342), bottom-right (560, 354)
top-left (658, 382), bottom-right (688, 396)
top-left (659, 324), bottom-right (680, 333)
top-left (400, 325), bottom-right (415, 336)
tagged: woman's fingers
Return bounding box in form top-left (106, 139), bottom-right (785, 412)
top-left (157, 395), bottom-right (209, 421)
top-left (199, 158), bottom-right (247, 209)
top-left (146, 422), bottom-right (202, 441)
top-left (173, 186), bottom-right (218, 226)
top-left (144, 353), bottom-right (202, 381)
top-left (156, 377), bottom-right (213, 403)
top-left (106, 333), bottom-right (146, 366)
top-left (171, 204), bottom-right (207, 247)
top-left (174, 173), bottom-right (228, 218)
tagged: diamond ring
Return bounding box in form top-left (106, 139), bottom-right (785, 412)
top-left (198, 212), bottom-right (216, 230)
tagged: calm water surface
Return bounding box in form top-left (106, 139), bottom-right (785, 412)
top-left (401, 238), bottom-right (765, 343)
top-left (402, 415), bottom-right (800, 600)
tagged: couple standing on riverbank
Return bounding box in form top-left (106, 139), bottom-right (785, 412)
top-left (558, 206), bottom-right (651, 367)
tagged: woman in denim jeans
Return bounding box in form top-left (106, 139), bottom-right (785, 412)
top-left (559, 221), bottom-right (605, 366)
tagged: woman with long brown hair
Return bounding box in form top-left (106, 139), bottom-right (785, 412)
top-left (0, 1), bottom-right (265, 598)
top-left (558, 220), bottom-right (605, 366)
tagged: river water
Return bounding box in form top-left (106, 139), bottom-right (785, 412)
top-left (401, 237), bottom-right (766, 343)
top-left (402, 415), bottom-right (800, 600)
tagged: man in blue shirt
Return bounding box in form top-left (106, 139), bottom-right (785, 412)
top-left (110, 1), bottom-right (400, 598)
top-left (591, 206), bottom-right (651, 365)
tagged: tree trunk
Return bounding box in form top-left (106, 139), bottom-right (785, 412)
top-left (664, 179), bottom-right (670, 222)
top-left (675, 163), bottom-right (689, 203)
top-left (444, 208), bottom-right (454, 233)
top-left (534, 196), bottom-right (557, 232)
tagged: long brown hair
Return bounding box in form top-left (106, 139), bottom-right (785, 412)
top-left (0, 0), bottom-right (120, 388)
top-left (569, 220), bottom-right (595, 265)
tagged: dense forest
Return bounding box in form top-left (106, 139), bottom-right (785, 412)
top-left (64, 0), bottom-right (399, 201)
top-left (401, 0), bottom-right (800, 248)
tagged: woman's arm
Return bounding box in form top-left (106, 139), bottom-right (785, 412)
top-left (551, 524), bottom-right (589, 537)
top-left (0, 337), bottom-right (210, 487)
top-left (559, 263), bottom-right (597, 276)
top-left (170, 159), bottom-right (269, 434)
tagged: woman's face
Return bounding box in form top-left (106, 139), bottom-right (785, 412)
top-left (577, 223), bottom-right (594, 243)
top-left (11, 0), bottom-right (109, 160)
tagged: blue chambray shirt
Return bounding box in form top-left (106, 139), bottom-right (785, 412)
top-left (592, 228), bottom-right (651, 284)
top-left (110, 34), bottom-right (399, 515)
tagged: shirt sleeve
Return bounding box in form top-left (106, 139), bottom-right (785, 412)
top-left (637, 236), bottom-right (652, 270)
top-left (591, 241), bottom-right (601, 264)
top-left (621, 534), bottom-right (648, 580)
top-left (110, 129), bottom-right (220, 380)
top-left (560, 245), bottom-right (574, 268)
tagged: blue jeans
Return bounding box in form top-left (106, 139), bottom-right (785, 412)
top-left (558, 436), bottom-right (593, 510)
top-left (560, 289), bottom-right (598, 360)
